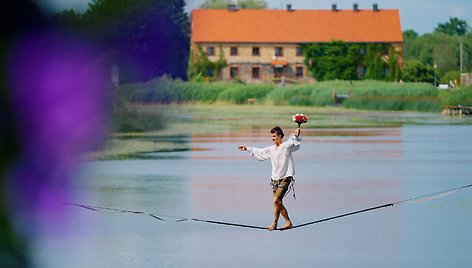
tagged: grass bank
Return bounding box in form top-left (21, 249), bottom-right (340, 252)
top-left (117, 77), bottom-right (472, 112)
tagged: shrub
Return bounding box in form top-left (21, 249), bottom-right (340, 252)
top-left (439, 86), bottom-right (472, 107)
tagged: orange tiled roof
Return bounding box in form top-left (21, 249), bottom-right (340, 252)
top-left (192, 9), bottom-right (403, 43)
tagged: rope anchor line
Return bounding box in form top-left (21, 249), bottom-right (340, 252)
top-left (66, 183), bottom-right (472, 231)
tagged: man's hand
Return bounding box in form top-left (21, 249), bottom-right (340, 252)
top-left (295, 128), bottom-right (301, 137)
top-left (238, 145), bottom-right (247, 151)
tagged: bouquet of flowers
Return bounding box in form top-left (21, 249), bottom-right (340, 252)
top-left (292, 113), bottom-right (308, 127)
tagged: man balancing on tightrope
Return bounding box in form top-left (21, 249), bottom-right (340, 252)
top-left (238, 124), bottom-right (302, 231)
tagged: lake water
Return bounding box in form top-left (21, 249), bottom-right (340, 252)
top-left (33, 123), bottom-right (472, 267)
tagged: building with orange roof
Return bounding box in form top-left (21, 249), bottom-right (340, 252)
top-left (191, 4), bottom-right (403, 83)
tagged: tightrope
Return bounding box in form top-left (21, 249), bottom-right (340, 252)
top-left (288, 183), bottom-right (472, 230)
top-left (64, 203), bottom-right (189, 222)
top-left (67, 183), bottom-right (472, 231)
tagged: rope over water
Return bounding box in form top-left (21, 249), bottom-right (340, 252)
top-left (67, 183), bottom-right (472, 231)
top-left (64, 203), bottom-right (189, 222)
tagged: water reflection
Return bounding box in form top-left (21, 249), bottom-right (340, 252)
top-left (35, 125), bottom-right (472, 267)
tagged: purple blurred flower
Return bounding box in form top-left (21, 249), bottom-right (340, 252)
top-left (6, 31), bottom-right (111, 230)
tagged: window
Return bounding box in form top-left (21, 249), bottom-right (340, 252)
top-left (274, 47), bottom-right (283, 57)
top-left (381, 47), bottom-right (389, 56)
top-left (252, 67), bottom-right (260, 79)
top-left (296, 46), bottom-right (303, 56)
top-left (207, 68), bottom-right (214, 77)
top-left (207, 46), bottom-right (215, 56)
top-left (252, 47), bottom-right (260, 56)
top-left (230, 47), bottom-right (238, 56)
top-left (230, 67), bottom-right (238, 78)
top-left (359, 48), bottom-right (366, 55)
top-left (359, 65), bottom-right (366, 77)
top-left (274, 67), bottom-right (283, 77)
top-left (296, 66), bottom-right (304, 77)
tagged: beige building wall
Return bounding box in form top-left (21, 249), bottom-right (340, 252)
top-left (205, 43), bottom-right (304, 63)
top-left (200, 43), bottom-right (308, 83)
top-left (195, 42), bottom-right (403, 83)
top-left (460, 73), bottom-right (472, 86)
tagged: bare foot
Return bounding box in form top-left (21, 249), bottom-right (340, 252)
top-left (280, 222), bottom-right (293, 231)
top-left (267, 223), bottom-right (277, 231)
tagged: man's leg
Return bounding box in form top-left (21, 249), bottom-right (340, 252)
top-left (268, 177), bottom-right (293, 231)
top-left (268, 198), bottom-right (292, 231)
top-left (268, 197), bottom-right (282, 231)
top-left (279, 200), bottom-right (293, 230)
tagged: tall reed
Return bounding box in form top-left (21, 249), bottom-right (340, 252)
top-left (118, 77), bottom-right (471, 112)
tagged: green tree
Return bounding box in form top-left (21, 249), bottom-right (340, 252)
top-left (435, 17), bottom-right (470, 36)
top-left (432, 34), bottom-right (459, 74)
top-left (405, 32), bottom-right (467, 75)
top-left (199, 0), bottom-right (268, 9)
top-left (402, 60), bottom-right (435, 83)
top-left (52, 9), bottom-right (83, 29)
top-left (237, 0), bottom-right (268, 9)
top-left (463, 33), bottom-right (472, 71)
top-left (303, 41), bottom-right (362, 81)
top-left (403, 29), bottom-right (418, 60)
top-left (434, 17), bottom-right (470, 73)
top-left (403, 29), bottom-right (419, 40)
top-left (407, 33), bottom-right (434, 65)
top-left (199, 0), bottom-right (231, 8)
top-left (440, 70), bottom-right (460, 84)
top-left (303, 41), bottom-right (399, 81)
top-left (80, 0), bottom-right (189, 83)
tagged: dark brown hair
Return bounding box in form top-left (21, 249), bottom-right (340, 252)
top-left (270, 126), bottom-right (284, 138)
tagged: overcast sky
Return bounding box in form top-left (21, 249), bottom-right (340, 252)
top-left (37, 0), bottom-right (472, 34)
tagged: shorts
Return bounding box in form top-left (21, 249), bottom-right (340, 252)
top-left (271, 176), bottom-right (293, 200)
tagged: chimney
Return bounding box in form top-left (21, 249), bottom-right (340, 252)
top-left (331, 3), bottom-right (338, 11)
top-left (353, 3), bottom-right (359, 11)
top-left (373, 3), bottom-right (379, 12)
top-left (227, 3), bottom-right (237, 12)
top-left (287, 3), bottom-right (293, 12)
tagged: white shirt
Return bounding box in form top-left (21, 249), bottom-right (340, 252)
top-left (247, 133), bottom-right (301, 181)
